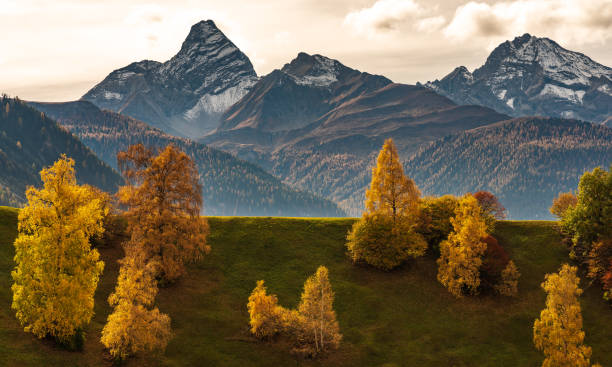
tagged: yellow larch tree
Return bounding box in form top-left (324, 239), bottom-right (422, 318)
top-left (347, 138), bottom-right (427, 270)
top-left (437, 195), bottom-right (488, 297)
top-left (247, 280), bottom-right (284, 339)
top-left (117, 144), bottom-right (210, 283)
top-left (364, 138), bottom-right (420, 223)
top-left (11, 156), bottom-right (107, 344)
top-left (297, 266), bottom-right (341, 355)
top-left (101, 247), bottom-right (172, 360)
top-left (533, 264), bottom-right (596, 367)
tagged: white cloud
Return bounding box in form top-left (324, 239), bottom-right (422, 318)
top-left (414, 16), bottom-right (446, 33)
top-left (444, 0), bottom-right (612, 47)
top-left (343, 0), bottom-right (424, 36)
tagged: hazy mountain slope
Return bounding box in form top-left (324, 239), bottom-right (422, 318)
top-left (203, 54), bottom-right (508, 215)
top-left (0, 96), bottom-right (122, 207)
top-left (425, 34), bottom-right (612, 124)
top-left (405, 117), bottom-right (612, 219)
top-left (29, 101), bottom-right (344, 217)
top-left (82, 20), bottom-right (258, 138)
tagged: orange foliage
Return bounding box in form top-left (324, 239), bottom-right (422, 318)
top-left (117, 144), bottom-right (210, 283)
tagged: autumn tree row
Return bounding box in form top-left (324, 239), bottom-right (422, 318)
top-left (346, 138), bottom-right (519, 298)
top-left (11, 144), bottom-right (209, 361)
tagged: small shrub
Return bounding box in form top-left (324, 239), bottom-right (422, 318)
top-left (495, 260), bottom-right (520, 297)
top-left (480, 235), bottom-right (510, 291)
top-left (417, 195), bottom-right (459, 255)
top-left (247, 280), bottom-right (284, 339)
top-left (347, 214), bottom-right (427, 271)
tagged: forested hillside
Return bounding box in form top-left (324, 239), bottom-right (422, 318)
top-left (0, 96), bottom-right (122, 207)
top-left (29, 101), bottom-right (344, 216)
top-left (405, 118), bottom-right (612, 219)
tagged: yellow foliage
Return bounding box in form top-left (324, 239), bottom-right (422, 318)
top-left (247, 267), bottom-right (341, 357)
top-left (365, 138), bottom-right (420, 223)
top-left (101, 252), bottom-right (172, 360)
top-left (298, 266), bottom-right (342, 355)
top-left (117, 144), bottom-right (210, 283)
top-left (11, 156), bottom-right (106, 343)
top-left (437, 195), bottom-right (488, 297)
top-left (495, 260), bottom-right (520, 297)
top-left (247, 280), bottom-right (284, 339)
top-left (347, 214), bottom-right (427, 270)
top-left (533, 264), bottom-right (593, 367)
top-left (348, 139), bottom-right (426, 270)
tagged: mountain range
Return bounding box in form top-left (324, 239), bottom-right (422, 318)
top-left (8, 20), bottom-right (611, 219)
top-left (424, 34), bottom-right (612, 124)
top-left (201, 52), bottom-right (508, 214)
top-left (82, 20), bottom-right (258, 139)
top-left (28, 100), bottom-right (344, 217)
top-left (405, 117), bottom-right (611, 219)
top-left (0, 96), bottom-right (123, 207)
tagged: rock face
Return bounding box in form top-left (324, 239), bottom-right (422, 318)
top-left (203, 52), bottom-right (508, 215)
top-left (82, 20), bottom-right (258, 138)
top-left (424, 34), bottom-right (612, 124)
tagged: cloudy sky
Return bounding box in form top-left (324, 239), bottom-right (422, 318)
top-left (2, 0), bottom-right (612, 101)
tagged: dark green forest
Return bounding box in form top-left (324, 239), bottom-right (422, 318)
top-left (0, 96), bottom-right (122, 207)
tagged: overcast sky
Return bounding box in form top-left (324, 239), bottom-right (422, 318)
top-left (2, 0), bottom-right (612, 101)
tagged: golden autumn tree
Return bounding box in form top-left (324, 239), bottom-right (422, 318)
top-left (533, 264), bottom-right (596, 367)
top-left (297, 266), bottom-right (342, 355)
top-left (247, 280), bottom-right (284, 339)
top-left (364, 138), bottom-right (420, 222)
top-left (11, 156), bottom-right (107, 345)
top-left (495, 260), bottom-right (520, 296)
top-left (101, 248), bottom-right (172, 360)
top-left (437, 195), bottom-right (488, 297)
top-left (550, 191), bottom-right (578, 219)
top-left (117, 144), bottom-right (210, 283)
top-left (347, 138), bottom-right (427, 270)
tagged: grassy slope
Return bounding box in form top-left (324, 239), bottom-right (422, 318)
top-left (0, 209), bottom-right (611, 366)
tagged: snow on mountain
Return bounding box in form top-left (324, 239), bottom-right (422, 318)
top-left (283, 54), bottom-right (341, 87)
top-left (82, 20), bottom-right (258, 139)
top-left (425, 34), bottom-right (612, 124)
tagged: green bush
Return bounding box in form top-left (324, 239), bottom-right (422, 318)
top-left (347, 214), bottom-right (427, 270)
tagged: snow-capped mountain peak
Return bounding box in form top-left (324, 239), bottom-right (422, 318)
top-left (82, 19), bottom-right (259, 138)
top-left (281, 52), bottom-right (345, 87)
top-left (425, 34), bottom-right (612, 123)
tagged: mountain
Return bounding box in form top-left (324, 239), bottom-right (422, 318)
top-left (0, 96), bottom-right (122, 207)
top-left (28, 100), bottom-right (345, 217)
top-left (405, 117), bottom-right (612, 219)
top-left (82, 20), bottom-right (258, 138)
top-left (202, 53), bottom-right (508, 215)
top-left (424, 34), bottom-right (612, 124)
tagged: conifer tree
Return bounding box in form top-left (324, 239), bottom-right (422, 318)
top-left (297, 266), bottom-right (341, 354)
top-left (437, 195), bottom-right (488, 297)
top-left (101, 249), bottom-right (172, 360)
top-left (11, 156), bottom-right (106, 344)
top-left (117, 144), bottom-right (210, 283)
top-left (347, 139), bottom-right (426, 270)
top-left (247, 280), bottom-right (284, 339)
top-left (365, 138), bottom-right (420, 223)
top-left (533, 264), bottom-right (595, 367)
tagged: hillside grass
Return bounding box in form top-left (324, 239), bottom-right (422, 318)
top-left (0, 208), bottom-right (611, 366)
